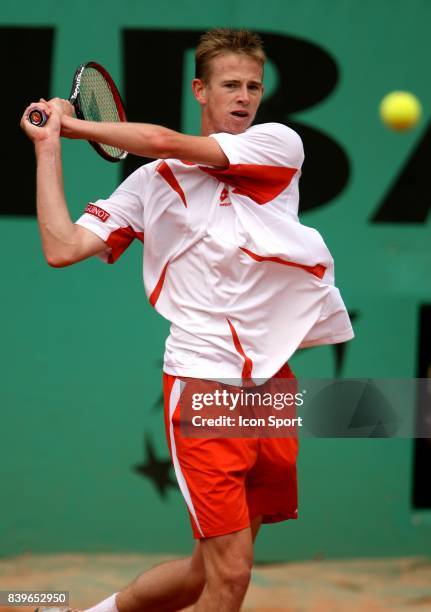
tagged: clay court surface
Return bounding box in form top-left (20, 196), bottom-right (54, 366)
top-left (1, 553), bottom-right (431, 611)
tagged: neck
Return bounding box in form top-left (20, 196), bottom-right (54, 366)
top-left (200, 114), bottom-right (213, 137)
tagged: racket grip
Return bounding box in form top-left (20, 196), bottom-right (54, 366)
top-left (28, 108), bottom-right (48, 127)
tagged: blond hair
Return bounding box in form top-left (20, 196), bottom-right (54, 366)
top-left (195, 28), bottom-right (266, 83)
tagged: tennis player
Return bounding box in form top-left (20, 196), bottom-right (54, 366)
top-left (22, 28), bottom-right (353, 612)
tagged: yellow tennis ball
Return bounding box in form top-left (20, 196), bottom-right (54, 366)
top-left (379, 91), bottom-right (422, 131)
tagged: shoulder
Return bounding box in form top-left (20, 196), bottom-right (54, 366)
top-left (209, 123), bottom-right (304, 168)
top-left (244, 122), bottom-right (304, 166)
top-left (247, 122), bottom-right (302, 145)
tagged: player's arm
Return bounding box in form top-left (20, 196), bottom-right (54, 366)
top-left (61, 115), bottom-right (229, 167)
top-left (20, 100), bottom-right (107, 267)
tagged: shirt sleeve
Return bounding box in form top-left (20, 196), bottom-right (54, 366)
top-left (211, 122), bottom-right (304, 168)
top-left (202, 122), bottom-right (304, 205)
top-left (75, 166), bottom-right (145, 264)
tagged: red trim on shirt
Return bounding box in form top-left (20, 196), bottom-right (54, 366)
top-left (227, 318), bottom-right (253, 381)
top-left (199, 164), bottom-right (297, 205)
top-left (106, 227), bottom-right (144, 264)
top-left (239, 247), bottom-right (326, 279)
top-left (157, 161), bottom-right (187, 207)
top-left (149, 261), bottom-right (170, 307)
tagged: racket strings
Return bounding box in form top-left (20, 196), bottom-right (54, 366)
top-left (79, 67), bottom-right (125, 159)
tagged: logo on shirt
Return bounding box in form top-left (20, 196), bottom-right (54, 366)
top-left (85, 203), bottom-right (110, 222)
top-left (219, 186), bottom-right (231, 207)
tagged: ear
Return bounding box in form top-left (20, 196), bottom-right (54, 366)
top-left (192, 78), bottom-right (207, 106)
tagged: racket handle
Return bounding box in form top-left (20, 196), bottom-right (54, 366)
top-left (28, 108), bottom-right (48, 127)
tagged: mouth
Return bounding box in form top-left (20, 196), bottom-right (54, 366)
top-left (231, 110), bottom-right (249, 119)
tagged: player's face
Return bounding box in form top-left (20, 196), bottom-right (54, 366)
top-left (194, 53), bottom-right (264, 135)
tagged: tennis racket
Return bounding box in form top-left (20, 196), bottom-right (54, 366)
top-left (28, 61), bottom-right (127, 162)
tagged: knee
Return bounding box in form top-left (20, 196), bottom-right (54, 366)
top-left (226, 563), bottom-right (252, 593)
top-left (209, 559), bottom-right (252, 594)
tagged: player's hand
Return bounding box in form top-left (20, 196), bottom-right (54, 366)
top-left (20, 98), bottom-right (61, 143)
top-left (45, 97), bottom-right (77, 138)
top-left (46, 97), bottom-right (75, 122)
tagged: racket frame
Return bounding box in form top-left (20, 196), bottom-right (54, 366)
top-left (71, 61), bottom-right (128, 162)
top-left (28, 61), bottom-right (128, 163)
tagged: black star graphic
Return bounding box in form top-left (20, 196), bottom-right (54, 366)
top-left (134, 434), bottom-right (177, 498)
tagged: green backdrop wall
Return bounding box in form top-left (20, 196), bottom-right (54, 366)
top-left (1, 0), bottom-right (431, 562)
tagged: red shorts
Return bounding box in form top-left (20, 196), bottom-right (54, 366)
top-left (163, 363), bottom-right (299, 539)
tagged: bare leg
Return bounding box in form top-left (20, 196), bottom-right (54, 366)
top-left (115, 542), bottom-right (205, 612)
top-left (37, 519), bottom-right (262, 612)
top-left (193, 515), bottom-right (263, 612)
top-left (79, 518), bottom-right (262, 612)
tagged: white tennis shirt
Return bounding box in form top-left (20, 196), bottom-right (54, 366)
top-left (76, 122), bottom-right (354, 382)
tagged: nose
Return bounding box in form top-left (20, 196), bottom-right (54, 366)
top-left (237, 84), bottom-right (250, 105)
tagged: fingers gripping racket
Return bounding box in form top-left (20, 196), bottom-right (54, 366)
top-left (28, 61), bottom-right (127, 162)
